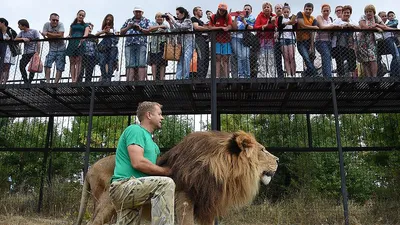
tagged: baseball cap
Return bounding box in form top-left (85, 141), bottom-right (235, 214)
top-left (218, 3), bottom-right (228, 11)
top-left (134, 7), bottom-right (144, 12)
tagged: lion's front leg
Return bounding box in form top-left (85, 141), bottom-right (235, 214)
top-left (175, 191), bottom-right (194, 225)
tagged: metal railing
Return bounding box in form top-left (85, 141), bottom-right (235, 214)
top-left (1, 29), bottom-right (399, 85)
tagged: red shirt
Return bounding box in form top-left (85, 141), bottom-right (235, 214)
top-left (210, 14), bottom-right (233, 43)
top-left (254, 12), bottom-right (276, 41)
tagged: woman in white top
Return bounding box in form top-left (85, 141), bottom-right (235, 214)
top-left (277, 3), bottom-right (296, 77)
top-left (315, 4), bottom-right (340, 77)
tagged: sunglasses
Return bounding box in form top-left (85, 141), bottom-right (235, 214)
top-left (52, 19), bottom-right (59, 22)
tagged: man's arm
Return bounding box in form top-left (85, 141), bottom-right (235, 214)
top-left (128, 145), bottom-right (171, 176)
top-left (193, 22), bottom-right (209, 31)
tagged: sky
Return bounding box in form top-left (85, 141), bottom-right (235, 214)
top-left (1, 0), bottom-right (398, 35)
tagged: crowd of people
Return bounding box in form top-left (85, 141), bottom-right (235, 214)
top-left (0, 3), bottom-right (399, 84)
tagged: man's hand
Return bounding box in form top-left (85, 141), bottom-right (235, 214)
top-left (40, 31), bottom-right (47, 38)
top-left (162, 167), bottom-right (173, 176)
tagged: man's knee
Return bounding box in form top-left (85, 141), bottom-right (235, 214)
top-left (160, 177), bottom-right (175, 189)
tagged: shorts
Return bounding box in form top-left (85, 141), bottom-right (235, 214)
top-left (280, 38), bottom-right (296, 46)
top-left (216, 42), bottom-right (232, 55)
top-left (44, 51), bottom-right (66, 72)
top-left (125, 44), bottom-right (147, 68)
top-left (147, 44), bottom-right (168, 66)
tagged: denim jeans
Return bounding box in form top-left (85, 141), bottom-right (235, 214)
top-left (315, 41), bottom-right (332, 77)
top-left (176, 38), bottom-right (194, 80)
top-left (79, 55), bottom-right (97, 82)
top-left (99, 47), bottom-right (118, 81)
top-left (384, 37), bottom-right (400, 76)
top-left (297, 40), bottom-right (317, 76)
top-left (231, 37), bottom-right (250, 78)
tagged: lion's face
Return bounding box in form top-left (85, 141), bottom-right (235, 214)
top-left (230, 131), bottom-right (278, 186)
top-left (256, 143), bottom-right (279, 185)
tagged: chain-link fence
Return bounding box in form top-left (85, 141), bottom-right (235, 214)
top-left (1, 29), bottom-right (399, 84)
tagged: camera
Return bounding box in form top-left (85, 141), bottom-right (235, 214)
top-left (161, 14), bottom-right (169, 19)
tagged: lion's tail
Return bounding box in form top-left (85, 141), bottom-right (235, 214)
top-left (75, 176), bottom-right (90, 225)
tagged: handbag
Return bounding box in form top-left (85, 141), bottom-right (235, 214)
top-left (9, 43), bottom-right (22, 57)
top-left (163, 37), bottom-right (182, 61)
top-left (190, 50), bottom-right (197, 73)
top-left (28, 53), bottom-right (43, 73)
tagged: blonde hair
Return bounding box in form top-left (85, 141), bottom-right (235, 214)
top-left (137, 101), bottom-right (162, 122)
top-left (364, 4), bottom-right (376, 15)
top-left (155, 12), bottom-right (163, 19)
top-left (262, 2), bottom-right (273, 10)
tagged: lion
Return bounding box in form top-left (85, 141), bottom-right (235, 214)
top-left (76, 130), bottom-right (278, 225)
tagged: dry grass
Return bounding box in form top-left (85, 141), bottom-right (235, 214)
top-left (0, 215), bottom-right (72, 225)
top-left (1, 189), bottom-right (399, 225)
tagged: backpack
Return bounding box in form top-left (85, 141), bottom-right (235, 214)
top-left (6, 27), bottom-right (21, 57)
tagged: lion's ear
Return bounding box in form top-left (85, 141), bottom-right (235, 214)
top-left (228, 131), bottom-right (255, 156)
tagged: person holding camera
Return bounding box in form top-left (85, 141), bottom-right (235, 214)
top-left (166, 7), bottom-right (195, 80)
top-left (231, 4), bottom-right (256, 78)
top-left (121, 6), bottom-right (150, 81)
top-left (96, 14), bottom-right (119, 82)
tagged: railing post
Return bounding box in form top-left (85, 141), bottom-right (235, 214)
top-left (84, 86), bottom-right (96, 178)
top-left (210, 31), bottom-right (217, 131)
top-left (38, 116), bottom-right (54, 213)
top-left (306, 114), bottom-right (313, 149)
top-left (331, 82), bottom-right (349, 225)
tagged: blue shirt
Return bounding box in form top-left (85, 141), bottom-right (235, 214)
top-left (121, 17), bottom-right (150, 46)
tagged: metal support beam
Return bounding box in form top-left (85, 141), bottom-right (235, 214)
top-left (210, 32), bottom-right (217, 131)
top-left (38, 116), bottom-right (54, 213)
top-left (330, 82), bottom-right (349, 225)
top-left (83, 87), bottom-right (96, 178)
top-left (306, 114), bottom-right (313, 149)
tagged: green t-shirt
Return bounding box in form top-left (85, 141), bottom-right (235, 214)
top-left (111, 124), bottom-right (160, 183)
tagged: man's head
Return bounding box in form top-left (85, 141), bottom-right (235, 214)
top-left (275, 4), bottom-right (283, 17)
top-left (18, 19), bottom-right (30, 30)
top-left (193, 6), bottom-right (203, 18)
top-left (341, 5), bottom-right (352, 21)
top-left (335, 5), bottom-right (343, 19)
top-left (49, 13), bottom-right (60, 28)
top-left (244, 4), bottom-right (252, 16)
top-left (137, 101), bottom-right (164, 130)
top-left (303, 3), bottom-right (314, 17)
top-left (0, 18), bottom-right (8, 30)
top-left (133, 7), bottom-right (144, 19)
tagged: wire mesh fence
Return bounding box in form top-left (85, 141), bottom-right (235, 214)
top-left (1, 29), bottom-right (399, 84)
top-left (1, 113), bottom-right (399, 151)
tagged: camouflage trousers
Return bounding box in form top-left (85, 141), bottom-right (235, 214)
top-left (109, 176), bottom-right (175, 225)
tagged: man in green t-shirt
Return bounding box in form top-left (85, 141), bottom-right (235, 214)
top-left (109, 101), bottom-right (175, 225)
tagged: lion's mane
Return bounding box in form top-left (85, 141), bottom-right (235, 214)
top-left (158, 131), bottom-right (263, 224)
